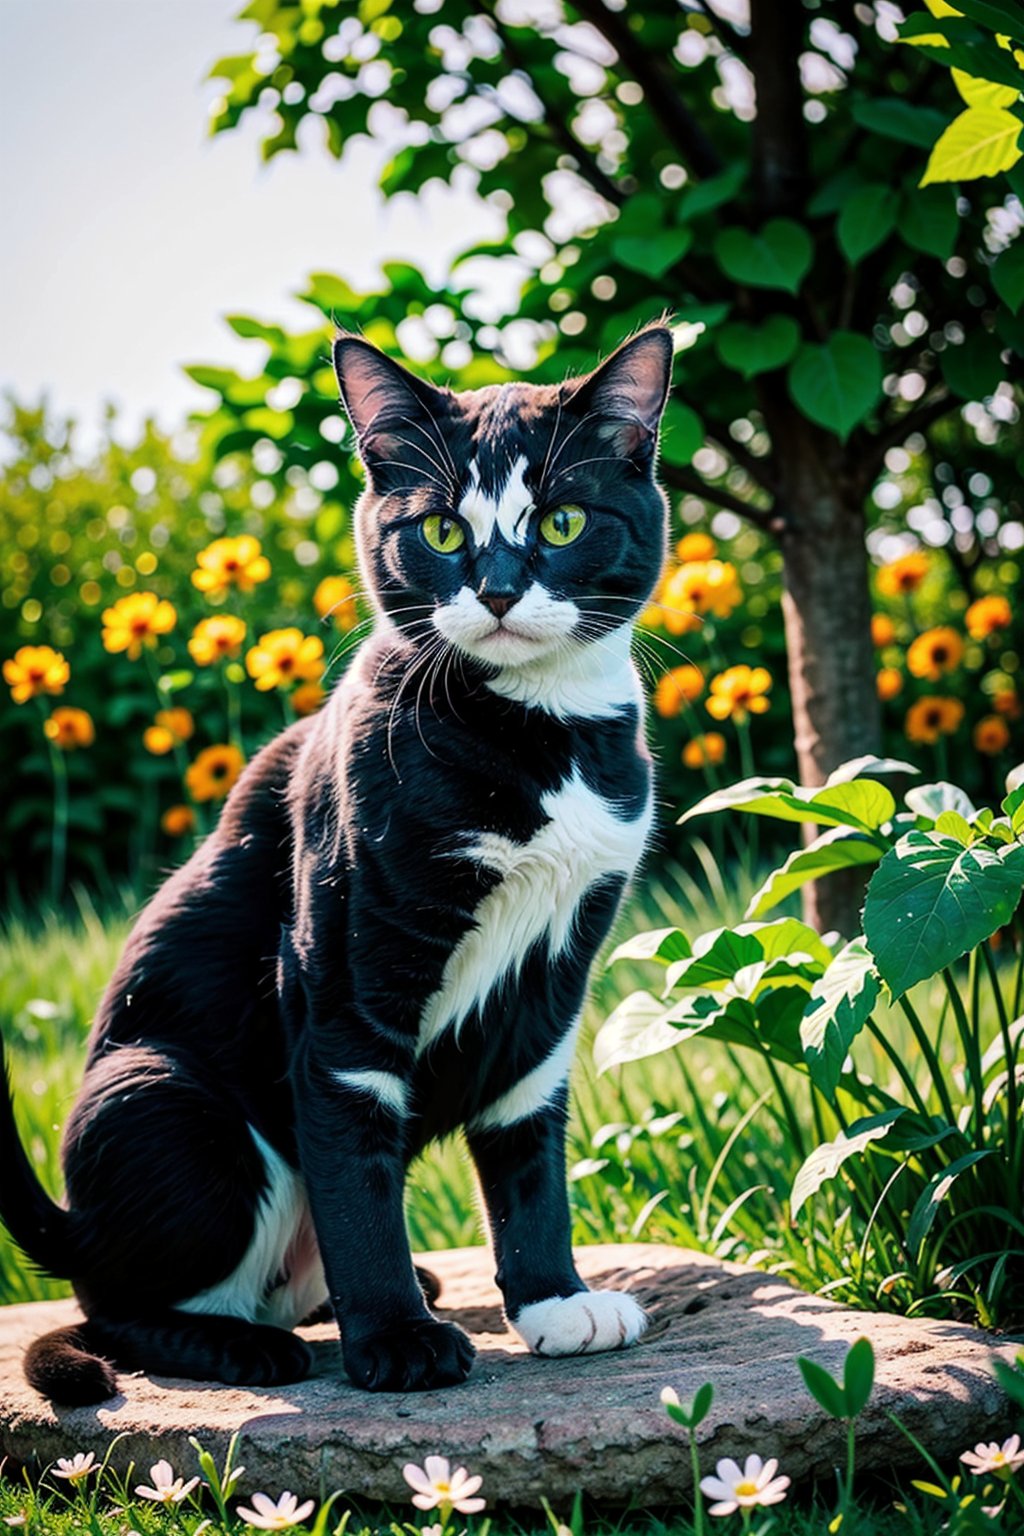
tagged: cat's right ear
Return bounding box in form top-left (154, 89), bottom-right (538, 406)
top-left (332, 336), bottom-right (447, 480)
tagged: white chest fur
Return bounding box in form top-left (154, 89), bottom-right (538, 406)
top-left (417, 766), bottom-right (653, 1055)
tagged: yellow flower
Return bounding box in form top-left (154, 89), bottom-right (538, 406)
top-left (161, 804), bottom-right (196, 837)
top-left (156, 707), bottom-right (194, 742)
top-left (965, 594), bottom-right (1011, 640)
top-left (314, 576), bottom-right (359, 631)
top-left (102, 592), bottom-right (176, 659)
top-left (4, 645), bottom-right (70, 704)
top-left (993, 688), bottom-right (1021, 719)
top-left (871, 613), bottom-right (896, 647)
top-left (675, 531), bottom-right (716, 563)
top-left (905, 696), bottom-right (964, 744)
top-left (192, 535), bottom-right (271, 597)
top-left (185, 743), bottom-right (245, 803)
top-left (188, 615), bottom-right (247, 666)
top-left (144, 726), bottom-right (175, 756)
top-left (877, 551), bottom-right (929, 597)
top-left (876, 667), bottom-right (903, 701)
top-left (653, 665), bottom-right (704, 718)
top-left (663, 560), bottom-right (743, 626)
top-left (246, 628), bottom-right (324, 692)
top-left (974, 715), bottom-right (1011, 754)
top-left (683, 732), bottom-right (726, 768)
top-left (292, 681), bottom-right (327, 716)
top-left (706, 665), bottom-right (772, 723)
top-left (43, 706), bottom-right (94, 750)
top-left (907, 627), bottom-right (964, 681)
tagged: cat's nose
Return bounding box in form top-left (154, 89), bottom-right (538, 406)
top-left (479, 593), bottom-right (518, 619)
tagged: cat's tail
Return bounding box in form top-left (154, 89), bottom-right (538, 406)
top-left (0, 1025), bottom-right (79, 1278)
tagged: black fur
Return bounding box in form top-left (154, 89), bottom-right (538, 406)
top-left (0, 327), bottom-right (673, 1401)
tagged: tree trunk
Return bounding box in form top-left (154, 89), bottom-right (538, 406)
top-left (773, 423), bottom-right (882, 937)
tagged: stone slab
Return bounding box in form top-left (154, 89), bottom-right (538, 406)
top-left (0, 1244), bottom-right (1019, 1508)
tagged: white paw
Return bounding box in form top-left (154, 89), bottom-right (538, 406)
top-left (512, 1290), bottom-right (647, 1356)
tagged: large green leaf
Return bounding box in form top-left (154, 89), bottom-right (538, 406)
top-left (662, 918), bottom-right (832, 994)
top-left (906, 1150), bottom-right (993, 1256)
top-left (788, 332), bottom-right (883, 441)
top-left (921, 107), bottom-right (1023, 186)
top-left (607, 928), bottom-right (691, 967)
top-left (992, 241), bottom-right (1024, 314)
top-left (613, 228), bottom-right (693, 278)
top-left (715, 316), bottom-right (801, 379)
top-left (791, 1109), bottom-right (906, 1219)
top-left (901, 186), bottom-right (960, 259)
top-left (837, 184), bottom-right (900, 264)
top-left (713, 220), bottom-right (814, 294)
top-left (800, 938), bottom-right (881, 1099)
top-left (826, 756), bottom-right (919, 785)
top-left (905, 782), bottom-right (978, 824)
top-left (660, 399), bottom-right (704, 466)
top-left (680, 776), bottom-right (895, 834)
top-left (851, 98), bottom-right (953, 149)
top-left (863, 833), bottom-right (1024, 998)
top-left (594, 990), bottom-right (759, 1073)
top-left (746, 828), bottom-right (882, 920)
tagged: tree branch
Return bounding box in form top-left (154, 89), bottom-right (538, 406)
top-left (747, 0), bottom-right (809, 216)
top-left (569, 0), bottom-right (724, 179)
top-left (660, 462), bottom-right (781, 533)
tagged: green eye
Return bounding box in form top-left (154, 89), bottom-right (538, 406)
top-left (422, 515), bottom-right (465, 554)
top-left (539, 504), bottom-right (588, 547)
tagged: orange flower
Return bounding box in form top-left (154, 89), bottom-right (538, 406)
top-left (161, 804), bottom-right (196, 837)
top-left (292, 682), bottom-right (327, 716)
top-left (188, 615), bottom-right (247, 666)
top-left (871, 613), bottom-right (896, 648)
top-left (43, 706), bottom-right (94, 750)
top-left (246, 628), bottom-right (324, 692)
top-left (314, 576), bottom-right (359, 632)
top-left (907, 627), bottom-right (964, 682)
top-left (653, 665), bottom-right (704, 718)
top-left (4, 645), bottom-right (70, 704)
top-left (706, 665), bottom-right (772, 723)
top-left (144, 725), bottom-right (175, 756)
top-left (876, 667), bottom-right (903, 701)
top-left (192, 536), bottom-right (271, 597)
top-left (965, 594), bottom-right (1011, 640)
top-left (156, 708), bottom-right (194, 742)
top-left (682, 732), bottom-right (726, 768)
top-left (102, 592), bottom-right (176, 659)
top-left (675, 531), bottom-right (716, 562)
top-left (993, 689), bottom-right (1021, 719)
top-left (185, 743), bottom-right (245, 803)
top-left (973, 715), bottom-right (1011, 754)
top-left (905, 696), bottom-right (964, 744)
top-left (877, 551), bottom-right (929, 597)
top-left (663, 560), bottom-right (743, 624)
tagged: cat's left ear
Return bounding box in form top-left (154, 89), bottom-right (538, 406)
top-left (332, 334), bottom-right (449, 480)
top-left (570, 326), bottom-right (674, 459)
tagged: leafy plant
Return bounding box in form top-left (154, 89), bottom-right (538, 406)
top-left (596, 757), bottom-right (1024, 1327)
top-left (798, 1338), bottom-right (876, 1527)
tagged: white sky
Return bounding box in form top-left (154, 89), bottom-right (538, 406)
top-left (0, 0), bottom-right (504, 449)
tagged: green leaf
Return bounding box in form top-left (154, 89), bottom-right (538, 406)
top-left (681, 775), bottom-right (895, 834)
top-left (992, 241), bottom-right (1024, 313)
top-left (921, 106), bottom-right (1023, 186)
top-left (613, 228), bottom-right (693, 278)
top-left (901, 186), bottom-right (960, 259)
top-left (746, 827), bottom-right (882, 920)
top-left (715, 316), bottom-right (801, 380)
top-left (852, 98), bottom-right (952, 149)
top-left (788, 332), bottom-right (883, 441)
top-left (791, 1108), bottom-right (906, 1219)
top-left (800, 938), bottom-right (881, 1099)
top-left (1001, 783), bottom-right (1024, 834)
top-left (941, 329), bottom-right (1005, 399)
top-left (934, 810), bottom-right (974, 844)
top-left (660, 399), bottom-right (704, 466)
top-left (826, 755), bottom-right (919, 785)
top-left (594, 990), bottom-right (760, 1073)
top-left (677, 163), bottom-right (746, 220)
top-left (837, 184), bottom-right (900, 264)
top-left (797, 1356), bottom-right (849, 1420)
top-left (907, 1150), bottom-right (993, 1256)
top-left (951, 0), bottom-right (1024, 38)
top-left (863, 833), bottom-right (1024, 999)
top-left (713, 219), bottom-right (814, 294)
top-left (843, 1337), bottom-right (876, 1417)
top-left (159, 670), bottom-right (194, 694)
top-left (607, 928), bottom-right (691, 967)
top-left (906, 781), bottom-right (977, 824)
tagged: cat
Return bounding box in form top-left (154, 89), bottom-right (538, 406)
top-left (0, 322), bottom-right (673, 1402)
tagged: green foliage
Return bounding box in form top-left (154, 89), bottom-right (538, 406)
top-left (597, 758), bottom-right (1024, 1328)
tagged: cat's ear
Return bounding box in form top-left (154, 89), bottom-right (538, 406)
top-left (332, 335), bottom-right (448, 479)
top-left (570, 326), bottom-right (674, 459)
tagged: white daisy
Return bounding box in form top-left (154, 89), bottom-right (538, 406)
top-left (235, 1490), bottom-right (316, 1530)
top-left (402, 1457), bottom-right (486, 1514)
top-left (134, 1459), bottom-right (200, 1505)
top-left (52, 1453), bottom-right (97, 1484)
top-left (700, 1454), bottom-right (791, 1516)
top-left (961, 1435), bottom-right (1024, 1478)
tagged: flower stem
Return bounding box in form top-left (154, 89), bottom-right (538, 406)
top-left (225, 667), bottom-right (244, 754)
top-left (46, 734), bottom-right (68, 907)
top-left (688, 1428), bottom-right (704, 1536)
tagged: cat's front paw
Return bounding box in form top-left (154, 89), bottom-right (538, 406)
top-left (343, 1318), bottom-right (476, 1392)
top-left (511, 1290), bottom-right (647, 1356)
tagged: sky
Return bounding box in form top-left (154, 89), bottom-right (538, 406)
top-left (0, 0), bottom-right (504, 448)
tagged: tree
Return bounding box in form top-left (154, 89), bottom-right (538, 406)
top-left (199, 0), bottom-right (1024, 933)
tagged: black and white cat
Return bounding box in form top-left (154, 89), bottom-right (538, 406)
top-left (0, 323), bottom-right (673, 1402)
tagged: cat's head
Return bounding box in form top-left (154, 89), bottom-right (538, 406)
top-left (333, 325), bottom-right (673, 671)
